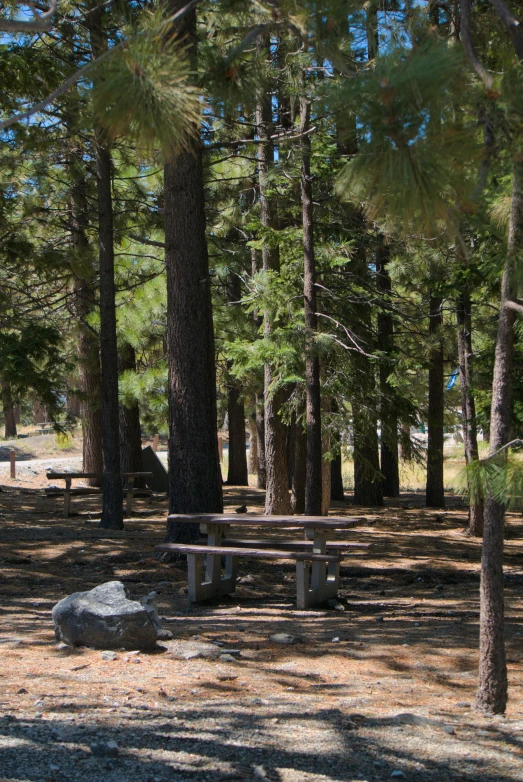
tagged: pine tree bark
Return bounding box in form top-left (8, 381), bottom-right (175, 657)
top-left (118, 344), bottom-right (144, 488)
top-left (68, 141), bottom-right (103, 487)
top-left (330, 437), bottom-right (345, 501)
top-left (247, 403), bottom-right (258, 476)
top-left (476, 160), bottom-right (523, 715)
top-left (353, 405), bottom-right (382, 506)
top-left (226, 274), bottom-right (248, 486)
top-left (456, 287), bottom-right (483, 535)
top-left (2, 381), bottom-right (17, 438)
top-left (377, 244), bottom-right (400, 497)
top-left (300, 96), bottom-right (322, 516)
top-left (291, 418), bottom-right (307, 514)
top-left (227, 379), bottom-right (248, 486)
top-left (255, 392), bottom-right (266, 489)
top-left (352, 238), bottom-right (382, 507)
top-left (256, 34), bottom-right (290, 514)
top-left (163, 0), bottom-right (223, 545)
top-left (425, 295), bottom-right (445, 508)
top-left (89, 8), bottom-right (123, 529)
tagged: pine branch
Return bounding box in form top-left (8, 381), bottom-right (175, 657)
top-left (459, 0), bottom-right (493, 88)
top-left (0, 0), bottom-right (203, 132)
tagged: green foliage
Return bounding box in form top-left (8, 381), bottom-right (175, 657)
top-left (335, 36), bottom-right (478, 235)
top-left (93, 11), bottom-right (201, 158)
top-left (0, 323), bottom-right (70, 420)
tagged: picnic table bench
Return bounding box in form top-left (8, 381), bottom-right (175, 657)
top-left (46, 472), bottom-right (153, 518)
top-left (156, 513), bottom-right (369, 609)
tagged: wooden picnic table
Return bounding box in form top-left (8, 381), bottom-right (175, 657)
top-left (46, 471), bottom-right (153, 517)
top-left (156, 513), bottom-right (368, 609)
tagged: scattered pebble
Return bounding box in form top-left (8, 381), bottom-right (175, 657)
top-left (90, 739), bottom-right (119, 757)
top-left (101, 651), bottom-right (118, 661)
top-left (269, 633), bottom-right (299, 645)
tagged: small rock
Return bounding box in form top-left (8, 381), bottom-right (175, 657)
top-left (391, 772), bottom-right (405, 779)
top-left (235, 505), bottom-right (248, 513)
top-left (334, 603), bottom-right (345, 612)
top-left (56, 643), bottom-right (70, 651)
top-left (456, 701), bottom-right (471, 708)
top-left (442, 725), bottom-right (455, 735)
top-left (156, 628), bottom-right (173, 641)
top-left (376, 616), bottom-right (384, 622)
top-left (90, 739), bottom-right (119, 757)
top-left (332, 637), bottom-right (340, 643)
top-left (253, 765), bottom-right (268, 779)
top-left (269, 633), bottom-right (299, 645)
top-left (219, 654), bottom-right (237, 663)
top-left (101, 651), bottom-right (118, 661)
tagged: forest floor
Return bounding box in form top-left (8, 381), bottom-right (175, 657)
top-left (0, 484), bottom-right (522, 782)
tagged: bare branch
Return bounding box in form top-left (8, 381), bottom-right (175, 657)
top-left (127, 233), bottom-right (165, 249)
top-left (505, 299), bottom-right (523, 313)
top-left (488, 0), bottom-right (523, 61)
top-left (0, 0), bottom-right (58, 32)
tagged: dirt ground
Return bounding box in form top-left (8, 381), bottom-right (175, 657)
top-left (0, 484), bottom-right (522, 782)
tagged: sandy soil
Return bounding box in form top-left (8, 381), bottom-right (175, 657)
top-left (0, 485), bottom-right (522, 781)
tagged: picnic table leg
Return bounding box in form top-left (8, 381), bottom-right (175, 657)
top-left (297, 529), bottom-right (339, 608)
top-left (63, 477), bottom-right (72, 519)
top-left (188, 553), bottom-right (204, 601)
top-left (126, 476), bottom-right (134, 517)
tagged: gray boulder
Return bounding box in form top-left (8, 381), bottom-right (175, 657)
top-left (52, 581), bottom-right (157, 651)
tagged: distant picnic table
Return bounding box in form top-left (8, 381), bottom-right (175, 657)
top-left (46, 471), bottom-right (153, 517)
top-left (156, 513), bottom-right (370, 609)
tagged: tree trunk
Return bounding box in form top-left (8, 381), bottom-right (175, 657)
top-left (377, 244), bottom-right (400, 497)
top-left (226, 273), bottom-right (248, 486)
top-left (2, 381), bottom-right (17, 438)
top-left (300, 96), bottom-right (323, 516)
top-left (353, 406), bottom-right (382, 506)
top-left (456, 287), bottom-right (483, 536)
top-left (476, 160), bottom-right (522, 715)
top-left (247, 403), bottom-right (258, 476)
top-left (256, 34), bottom-right (290, 514)
top-left (425, 295), bottom-right (445, 508)
top-left (89, 9), bottom-right (123, 529)
top-left (255, 392), bottom-right (266, 489)
top-left (227, 379), bottom-right (248, 486)
top-left (68, 141), bottom-right (103, 487)
top-left (330, 437), bottom-right (345, 501)
top-left (163, 0), bottom-right (223, 545)
top-left (291, 414), bottom-right (306, 514)
top-left (118, 344), bottom-right (144, 488)
top-left (321, 396), bottom-right (332, 515)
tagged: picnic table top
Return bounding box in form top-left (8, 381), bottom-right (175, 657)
top-left (46, 471), bottom-right (153, 480)
top-left (167, 513), bottom-right (365, 529)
